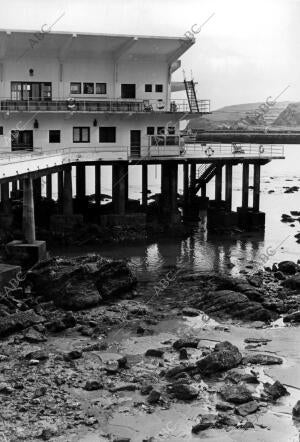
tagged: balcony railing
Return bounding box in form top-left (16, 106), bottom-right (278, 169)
top-left (0, 98), bottom-right (210, 114)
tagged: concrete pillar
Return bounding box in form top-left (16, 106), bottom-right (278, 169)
top-left (112, 164), bottom-right (128, 215)
top-left (33, 178), bottom-right (42, 202)
top-left (253, 162), bottom-right (261, 212)
top-left (183, 163), bottom-right (189, 205)
top-left (215, 164), bottom-right (222, 203)
top-left (23, 178), bottom-right (35, 243)
top-left (142, 163), bottom-right (148, 209)
top-left (46, 174), bottom-right (52, 199)
top-left (57, 171), bottom-right (64, 202)
top-left (63, 166), bottom-right (73, 215)
top-left (161, 162), bottom-right (178, 214)
top-left (76, 164), bottom-right (86, 199)
top-left (95, 164), bottom-right (101, 207)
top-left (1, 182), bottom-right (10, 214)
top-left (242, 162), bottom-right (249, 209)
top-left (225, 163), bottom-right (233, 210)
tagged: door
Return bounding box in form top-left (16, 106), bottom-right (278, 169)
top-left (130, 130), bottom-right (141, 157)
top-left (11, 130), bottom-right (33, 151)
top-left (121, 84), bottom-right (136, 99)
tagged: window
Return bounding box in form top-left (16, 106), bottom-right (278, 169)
top-left (99, 127), bottom-right (116, 143)
top-left (145, 84), bottom-right (152, 92)
top-left (83, 83), bottom-right (94, 94)
top-left (155, 84), bottom-right (163, 93)
top-left (157, 127), bottom-right (165, 135)
top-left (73, 127), bottom-right (90, 143)
top-left (96, 83), bottom-right (107, 94)
top-left (147, 127), bottom-right (155, 135)
top-left (121, 84), bottom-right (136, 99)
top-left (0, 127), bottom-right (3, 135)
top-left (49, 130), bottom-right (60, 143)
top-left (70, 82), bottom-right (81, 94)
top-left (167, 126), bottom-right (175, 134)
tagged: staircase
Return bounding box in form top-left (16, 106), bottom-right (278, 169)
top-left (192, 163), bottom-right (217, 194)
top-left (184, 79), bottom-right (199, 113)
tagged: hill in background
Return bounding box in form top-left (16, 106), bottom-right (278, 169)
top-left (188, 101), bottom-right (296, 130)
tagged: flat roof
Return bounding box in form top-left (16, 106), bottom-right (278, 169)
top-left (0, 28), bottom-right (195, 61)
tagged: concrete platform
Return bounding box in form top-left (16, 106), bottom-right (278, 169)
top-left (0, 263), bottom-right (22, 291)
top-left (237, 207), bottom-right (265, 230)
top-left (207, 207), bottom-right (238, 229)
top-left (6, 240), bottom-right (47, 267)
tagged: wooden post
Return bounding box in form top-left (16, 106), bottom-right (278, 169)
top-left (142, 163), bottom-right (148, 209)
top-left (215, 164), bottom-right (222, 203)
top-left (253, 162), bottom-right (261, 212)
top-left (112, 164), bottom-right (128, 215)
top-left (95, 164), bottom-right (101, 207)
top-left (63, 166), bottom-right (73, 215)
top-left (57, 171), bottom-right (64, 202)
top-left (1, 182), bottom-right (10, 214)
top-left (183, 163), bottom-right (189, 205)
top-left (76, 164), bottom-right (86, 199)
top-left (46, 174), bottom-right (52, 199)
top-left (225, 163), bottom-right (233, 210)
top-left (23, 178), bottom-right (35, 243)
top-left (242, 162), bottom-right (249, 209)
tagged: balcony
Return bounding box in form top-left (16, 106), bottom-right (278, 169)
top-left (0, 98), bottom-right (210, 114)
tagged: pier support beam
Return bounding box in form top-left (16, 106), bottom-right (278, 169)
top-left (0, 182), bottom-right (12, 228)
top-left (253, 163), bottom-right (261, 212)
top-left (215, 164), bottom-right (223, 203)
top-left (33, 178), bottom-right (42, 202)
top-left (242, 162), bottom-right (249, 209)
top-left (160, 162), bottom-right (179, 224)
top-left (63, 166), bottom-right (73, 216)
top-left (6, 177), bottom-right (47, 266)
top-left (46, 174), bottom-right (52, 199)
top-left (57, 171), bottom-right (64, 204)
top-left (183, 163), bottom-right (189, 205)
top-left (95, 164), bottom-right (101, 207)
top-left (142, 164), bottom-right (148, 209)
top-left (112, 164), bottom-right (128, 215)
top-left (190, 163), bottom-right (196, 198)
top-left (225, 163), bottom-right (233, 210)
top-left (76, 164), bottom-right (86, 199)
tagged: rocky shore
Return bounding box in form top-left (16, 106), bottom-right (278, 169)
top-left (1, 255), bottom-right (300, 440)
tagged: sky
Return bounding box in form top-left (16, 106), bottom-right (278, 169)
top-left (0, 0), bottom-right (299, 109)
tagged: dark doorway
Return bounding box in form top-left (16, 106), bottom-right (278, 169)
top-left (130, 130), bottom-right (141, 157)
top-left (121, 84), bottom-right (136, 99)
top-left (11, 130), bottom-right (33, 151)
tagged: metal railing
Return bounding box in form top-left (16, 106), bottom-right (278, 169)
top-left (0, 97), bottom-right (210, 114)
top-left (185, 143), bottom-right (285, 158)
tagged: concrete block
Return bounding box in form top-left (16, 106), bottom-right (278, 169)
top-left (6, 240), bottom-right (47, 267)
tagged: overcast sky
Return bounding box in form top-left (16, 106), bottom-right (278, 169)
top-left (1, 0), bottom-right (298, 109)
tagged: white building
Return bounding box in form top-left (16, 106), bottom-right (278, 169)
top-left (0, 29), bottom-right (209, 158)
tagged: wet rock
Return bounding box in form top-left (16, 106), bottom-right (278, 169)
top-left (64, 349), bottom-right (82, 361)
top-left (145, 348), bottom-right (164, 357)
top-left (27, 256), bottom-right (136, 309)
top-left (169, 383), bottom-right (198, 400)
top-left (239, 421), bottom-right (254, 430)
top-left (182, 307), bottom-right (200, 317)
top-left (113, 438), bottom-right (131, 442)
top-left (220, 384), bottom-right (253, 404)
top-left (38, 423), bottom-right (59, 440)
top-left (278, 261), bottom-right (298, 275)
top-left (196, 289), bottom-right (276, 322)
top-left (243, 353), bottom-right (283, 365)
top-left (179, 348), bottom-right (188, 360)
top-left (282, 274), bottom-right (300, 290)
top-left (164, 363), bottom-right (197, 378)
top-left (216, 401), bottom-right (235, 411)
top-left (33, 386), bottom-right (47, 398)
top-left (173, 337), bottom-right (199, 350)
top-left (192, 414), bottom-right (218, 433)
top-left (292, 400), bottom-right (300, 419)
top-left (141, 384), bottom-right (153, 395)
top-left (196, 341), bottom-right (242, 375)
top-left (147, 389), bottom-right (161, 404)
top-left (23, 327), bottom-right (47, 343)
top-left (236, 400), bottom-right (259, 416)
top-left (0, 309), bottom-right (45, 337)
top-left (226, 370), bottom-right (259, 384)
top-left (23, 348), bottom-right (49, 361)
top-left (274, 271), bottom-right (285, 281)
top-left (244, 337), bottom-right (271, 344)
top-left (262, 380), bottom-right (289, 401)
top-left (0, 382), bottom-right (13, 394)
top-left (110, 382), bottom-right (137, 392)
top-left (84, 380), bottom-right (103, 391)
top-left (283, 311), bottom-right (300, 323)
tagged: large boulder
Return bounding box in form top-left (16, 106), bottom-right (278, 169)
top-left (282, 273), bottom-right (300, 290)
top-left (196, 289), bottom-right (276, 322)
top-left (196, 341), bottom-right (242, 375)
top-left (26, 255), bottom-right (136, 310)
top-left (278, 261), bottom-right (298, 275)
top-left (243, 353), bottom-right (283, 365)
top-left (220, 384), bottom-right (253, 404)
